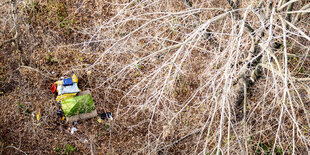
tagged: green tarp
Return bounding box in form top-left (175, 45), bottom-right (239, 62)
top-left (61, 94), bottom-right (96, 117)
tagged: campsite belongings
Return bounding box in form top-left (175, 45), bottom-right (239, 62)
top-left (56, 110), bottom-right (65, 120)
top-left (70, 127), bottom-right (78, 135)
top-left (98, 112), bottom-right (113, 123)
top-left (62, 90), bottom-right (98, 122)
top-left (51, 74), bottom-right (97, 122)
top-left (56, 110), bottom-right (63, 117)
top-left (100, 112), bottom-right (113, 120)
top-left (51, 74), bottom-right (80, 101)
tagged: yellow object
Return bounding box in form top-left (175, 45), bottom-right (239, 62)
top-left (56, 93), bottom-right (77, 101)
top-left (71, 74), bottom-right (78, 83)
top-left (36, 112), bottom-right (41, 121)
top-left (98, 117), bottom-right (102, 123)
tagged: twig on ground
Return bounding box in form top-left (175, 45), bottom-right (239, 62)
top-left (286, 53), bottom-right (310, 58)
top-left (278, 0), bottom-right (298, 11)
top-left (227, 0), bottom-right (254, 33)
top-left (5, 146), bottom-right (27, 155)
top-left (284, 0), bottom-right (295, 22)
top-left (281, 16), bottom-right (310, 41)
top-left (293, 3), bottom-right (310, 23)
top-left (19, 66), bottom-right (57, 80)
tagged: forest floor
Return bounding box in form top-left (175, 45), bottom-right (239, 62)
top-left (1, 0), bottom-right (310, 154)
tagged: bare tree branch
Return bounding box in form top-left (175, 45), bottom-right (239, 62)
top-left (0, 0), bottom-right (19, 49)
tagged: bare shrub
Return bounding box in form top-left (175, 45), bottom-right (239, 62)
top-left (1, 0), bottom-right (309, 154)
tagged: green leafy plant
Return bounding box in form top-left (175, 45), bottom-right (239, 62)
top-left (54, 143), bottom-right (76, 155)
top-left (45, 54), bottom-right (58, 64)
top-left (64, 144), bottom-right (76, 155)
top-left (54, 146), bottom-right (61, 152)
top-left (255, 142), bottom-right (283, 155)
top-left (103, 124), bottom-right (110, 131)
top-left (297, 66), bottom-right (305, 73)
top-left (137, 64), bottom-right (143, 70)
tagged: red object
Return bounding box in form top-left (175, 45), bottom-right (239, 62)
top-left (51, 84), bottom-right (57, 93)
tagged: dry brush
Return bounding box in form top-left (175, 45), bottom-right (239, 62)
top-left (1, 0), bottom-right (310, 154)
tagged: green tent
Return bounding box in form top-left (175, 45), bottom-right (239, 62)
top-left (61, 94), bottom-right (96, 117)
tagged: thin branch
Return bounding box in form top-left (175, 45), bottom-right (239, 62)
top-left (0, 0), bottom-right (19, 49)
top-left (19, 66), bottom-right (57, 80)
top-left (182, 0), bottom-right (219, 45)
top-left (286, 53), bottom-right (310, 58)
top-left (285, 0), bottom-right (296, 22)
top-left (294, 3), bottom-right (310, 23)
top-left (5, 146), bottom-right (27, 155)
top-left (278, 0), bottom-right (298, 11)
top-left (226, 0), bottom-right (254, 33)
top-left (294, 78), bottom-right (310, 82)
top-left (281, 16), bottom-right (310, 41)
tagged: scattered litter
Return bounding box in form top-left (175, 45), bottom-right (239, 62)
top-left (100, 112), bottom-right (113, 120)
top-left (51, 84), bottom-right (57, 93)
top-left (74, 121), bottom-right (78, 125)
top-left (87, 70), bottom-right (92, 75)
top-left (57, 110), bottom-right (65, 120)
top-left (82, 139), bottom-right (88, 143)
top-left (70, 127), bottom-right (78, 135)
top-left (56, 110), bottom-right (63, 117)
top-left (97, 117), bottom-right (102, 123)
top-left (36, 109), bottom-right (41, 121)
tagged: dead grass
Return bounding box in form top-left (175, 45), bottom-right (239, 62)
top-left (0, 0), bottom-right (310, 154)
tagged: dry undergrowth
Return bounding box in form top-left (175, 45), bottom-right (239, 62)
top-left (0, 0), bottom-right (310, 154)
